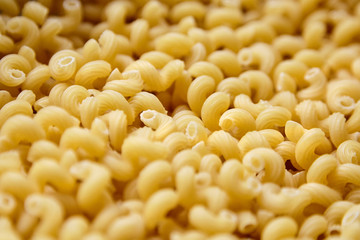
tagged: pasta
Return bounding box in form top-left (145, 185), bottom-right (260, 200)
top-left (1, 0), bottom-right (360, 239)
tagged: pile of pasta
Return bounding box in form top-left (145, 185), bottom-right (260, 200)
top-left (2, 0), bottom-right (360, 239)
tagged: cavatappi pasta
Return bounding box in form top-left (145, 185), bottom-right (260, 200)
top-left (1, 0), bottom-right (360, 239)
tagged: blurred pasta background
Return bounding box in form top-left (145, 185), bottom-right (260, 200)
top-left (1, 0), bottom-right (360, 239)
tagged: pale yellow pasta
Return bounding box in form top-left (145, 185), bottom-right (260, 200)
top-left (328, 164), bottom-right (360, 191)
top-left (295, 128), bottom-right (333, 169)
top-left (306, 154), bottom-right (338, 184)
top-left (97, 90), bottom-right (135, 124)
top-left (185, 42), bottom-right (207, 68)
top-left (255, 106), bottom-right (292, 130)
top-left (104, 69), bottom-right (143, 98)
top-left (140, 110), bottom-right (177, 141)
top-left (237, 210), bottom-right (258, 235)
top-left (0, 54), bottom-right (32, 87)
top-left (0, 91), bottom-right (13, 109)
top-left (70, 161), bottom-right (112, 217)
top-left (49, 50), bottom-right (83, 82)
top-left (22, 64), bottom-right (50, 91)
top-left (22, 1), bottom-right (49, 26)
top-left (27, 140), bottom-right (62, 163)
top-left (218, 159), bottom-right (261, 201)
top-left (15, 90), bottom-right (34, 106)
top-left (337, 140), bottom-right (360, 164)
top-left (187, 76), bottom-right (216, 116)
top-left (101, 151), bottom-right (134, 182)
top-left (326, 79), bottom-right (360, 115)
top-left (155, 32), bottom-right (193, 58)
top-left (52, 0), bottom-right (82, 35)
top-left (294, 49), bottom-right (325, 68)
top-left (298, 215), bottom-right (328, 238)
top-left (0, 0), bottom-right (19, 16)
top-left (201, 92), bottom-right (230, 131)
top-left (172, 149), bottom-right (202, 173)
top-left (327, 47), bottom-right (357, 72)
top-left (0, 115), bottom-right (45, 148)
top-left (297, 67), bottom-right (327, 101)
top-left (243, 147), bottom-right (285, 183)
top-left (237, 43), bottom-right (279, 74)
top-left (219, 108), bottom-right (256, 139)
top-left (295, 100), bottom-right (329, 131)
top-left (238, 131), bottom-right (271, 155)
top-left (234, 94), bottom-right (271, 118)
top-left (74, 60), bottom-right (111, 88)
top-left (302, 21), bottom-right (326, 49)
top-left (0, 34), bottom-right (15, 54)
top-left (216, 77), bottom-right (250, 102)
top-left (328, 112), bottom-right (358, 148)
top-left (207, 50), bottom-right (242, 77)
top-left (98, 30), bottom-right (124, 62)
top-left (205, 7), bottom-right (242, 29)
top-left (299, 183), bottom-right (342, 208)
top-left (6, 16), bottom-right (40, 50)
top-left (261, 216), bottom-right (298, 240)
top-left (143, 189), bottom-right (178, 230)
top-left (332, 17), bottom-right (360, 46)
top-left (207, 130), bottom-right (241, 160)
top-left (25, 194), bottom-right (64, 238)
top-left (137, 160), bottom-right (172, 201)
top-left (188, 61), bottom-right (224, 85)
top-left (273, 35), bottom-right (306, 57)
top-left (0, 99), bottom-right (33, 128)
top-left (0, 151), bottom-right (21, 174)
top-left (141, 1), bottom-right (167, 27)
top-left (239, 70), bottom-right (273, 102)
top-left (188, 27), bottom-right (214, 54)
top-left (122, 136), bottom-right (168, 169)
top-left (207, 26), bottom-right (240, 52)
top-left (0, 217), bottom-right (20, 240)
top-left (107, 213), bottom-right (145, 240)
top-left (273, 59), bottom-right (309, 89)
top-left (140, 51), bottom-right (173, 69)
top-left (175, 166), bottom-right (199, 208)
top-left (235, 21), bottom-right (276, 47)
top-left (59, 216), bottom-right (89, 240)
top-left (60, 85), bottom-right (89, 118)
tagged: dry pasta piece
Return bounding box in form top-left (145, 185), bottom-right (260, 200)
top-left (22, 1), bottom-right (49, 26)
top-left (6, 16), bottom-right (40, 51)
top-left (155, 32), bottom-right (193, 58)
top-left (140, 110), bottom-right (177, 141)
top-left (201, 92), bottom-right (230, 131)
top-left (261, 216), bottom-right (298, 240)
top-left (187, 76), bottom-right (216, 116)
top-left (75, 60), bottom-right (112, 88)
top-left (0, 54), bottom-right (32, 87)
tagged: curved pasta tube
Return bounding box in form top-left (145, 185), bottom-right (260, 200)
top-left (185, 42), bottom-right (207, 68)
top-left (306, 154), bottom-right (338, 184)
top-left (0, 115), bottom-right (45, 147)
top-left (103, 69), bottom-right (143, 97)
top-left (187, 76), bottom-right (216, 116)
top-left (297, 68), bottom-right (327, 101)
top-left (294, 49), bottom-right (325, 68)
top-left (155, 32), bottom-right (193, 58)
top-left (207, 50), bottom-right (241, 77)
top-left (206, 130), bottom-right (241, 160)
top-left (60, 85), bottom-right (89, 118)
top-left (140, 51), bottom-right (173, 69)
top-left (0, 54), bottom-right (32, 87)
top-left (237, 210), bottom-right (258, 235)
top-left (185, 120), bottom-right (208, 146)
top-left (216, 77), bottom-right (250, 102)
top-left (219, 108), bottom-right (256, 139)
top-left (337, 140), bottom-right (360, 164)
top-left (239, 70), bottom-right (273, 102)
top-left (163, 132), bottom-right (189, 157)
top-left (137, 160), bottom-right (172, 200)
top-left (75, 60), bottom-right (112, 88)
top-left (121, 136), bottom-right (168, 169)
top-left (255, 106), bottom-right (292, 130)
top-left (99, 30), bottom-right (123, 62)
top-left (326, 79), bottom-right (360, 115)
top-left (143, 189), bottom-right (178, 230)
top-left (295, 128), bottom-right (333, 170)
top-left (237, 43), bottom-right (280, 74)
top-left (97, 90), bottom-right (134, 124)
top-left (22, 65), bottom-right (51, 91)
top-left (218, 159), bottom-right (261, 201)
top-left (172, 149), bottom-right (202, 172)
top-left (295, 100), bottom-right (330, 131)
top-left (25, 194), bottom-right (64, 238)
top-left (59, 216), bottom-right (89, 240)
top-left (60, 127), bottom-right (106, 158)
top-left (28, 159), bottom-right (75, 193)
top-left (28, 140), bottom-right (62, 163)
top-left (243, 148), bottom-right (285, 184)
top-left (0, 217), bottom-right (20, 240)
top-left (104, 110), bottom-right (127, 152)
top-left (189, 205), bottom-right (237, 234)
top-left (328, 164), bottom-right (360, 190)
top-left (70, 161), bottom-right (112, 217)
top-left (235, 21), bottom-right (275, 47)
top-left (238, 131), bottom-right (271, 155)
top-left (328, 112), bottom-right (357, 148)
top-left (22, 1), bottom-right (49, 25)
top-left (188, 61), bottom-right (224, 84)
top-left (0, 100), bottom-right (33, 128)
top-left (325, 201), bottom-right (355, 229)
top-left (0, 172), bottom-right (38, 202)
top-left (201, 92), bottom-right (230, 131)
top-left (51, 0), bottom-right (82, 35)
top-left (273, 59), bottom-right (308, 89)
top-left (34, 106), bottom-right (80, 138)
top-left (6, 16), bottom-right (40, 51)
top-left (0, 192), bottom-right (17, 217)
top-left (106, 213), bottom-right (145, 240)
top-left (101, 151), bottom-right (134, 182)
top-left (48, 49), bottom-right (84, 82)
top-left (261, 216), bottom-right (298, 240)
top-left (332, 17), bottom-right (360, 46)
top-left (234, 94), bottom-right (271, 118)
top-left (299, 183), bottom-right (342, 208)
top-left (130, 19), bottom-right (150, 56)
top-left (140, 110), bottom-right (177, 140)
